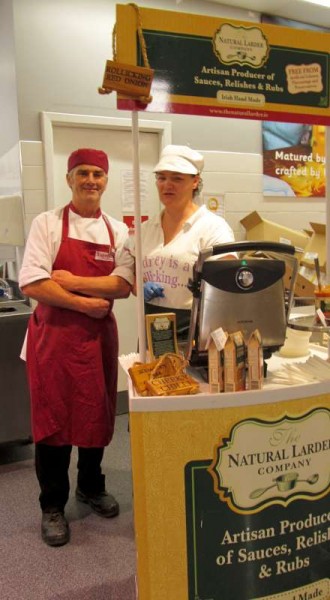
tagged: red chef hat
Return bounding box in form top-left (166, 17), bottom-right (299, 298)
top-left (67, 148), bottom-right (109, 174)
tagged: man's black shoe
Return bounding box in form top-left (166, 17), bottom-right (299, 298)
top-left (41, 510), bottom-right (70, 547)
top-left (75, 487), bottom-right (120, 518)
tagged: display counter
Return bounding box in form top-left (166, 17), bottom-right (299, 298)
top-left (128, 346), bottom-right (330, 600)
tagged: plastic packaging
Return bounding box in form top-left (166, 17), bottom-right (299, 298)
top-left (279, 327), bottom-right (312, 358)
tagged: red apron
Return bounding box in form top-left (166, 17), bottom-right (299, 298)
top-left (26, 203), bottom-right (118, 447)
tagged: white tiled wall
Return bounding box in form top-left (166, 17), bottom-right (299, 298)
top-left (20, 141), bottom-right (47, 232)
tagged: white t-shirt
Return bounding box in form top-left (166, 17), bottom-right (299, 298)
top-left (19, 205), bottom-right (134, 288)
top-left (131, 205), bottom-right (235, 310)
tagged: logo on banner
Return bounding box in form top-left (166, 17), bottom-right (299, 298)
top-left (213, 24), bottom-right (269, 68)
top-left (209, 407), bottom-right (330, 512)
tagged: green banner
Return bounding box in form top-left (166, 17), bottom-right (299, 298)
top-left (140, 31), bottom-right (329, 109)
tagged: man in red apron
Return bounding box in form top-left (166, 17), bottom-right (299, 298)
top-left (19, 148), bottom-right (134, 546)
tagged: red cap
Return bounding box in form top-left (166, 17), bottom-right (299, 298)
top-left (67, 148), bottom-right (109, 174)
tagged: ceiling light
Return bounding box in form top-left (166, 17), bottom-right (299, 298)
top-left (300, 0), bottom-right (330, 7)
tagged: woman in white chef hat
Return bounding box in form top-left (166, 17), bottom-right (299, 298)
top-left (133, 144), bottom-right (235, 343)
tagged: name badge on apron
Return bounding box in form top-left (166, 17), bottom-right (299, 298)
top-left (95, 249), bottom-right (115, 262)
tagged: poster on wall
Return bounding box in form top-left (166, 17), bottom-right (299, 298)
top-left (261, 16), bottom-right (328, 197)
top-left (185, 407), bottom-right (330, 600)
top-left (121, 169), bottom-right (149, 213)
top-left (114, 4), bottom-right (330, 125)
top-left (203, 193), bottom-right (225, 218)
top-left (262, 122), bottom-right (326, 197)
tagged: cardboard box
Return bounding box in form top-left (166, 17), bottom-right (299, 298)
top-left (301, 222), bottom-right (326, 272)
top-left (284, 265), bottom-right (316, 298)
top-left (240, 211), bottom-right (310, 259)
top-left (207, 327), bottom-right (228, 393)
top-left (247, 329), bottom-right (263, 390)
top-left (299, 264), bottom-right (327, 288)
top-left (128, 359), bottom-right (159, 396)
top-left (224, 331), bottom-right (246, 392)
top-left (208, 339), bottom-right (225, 393)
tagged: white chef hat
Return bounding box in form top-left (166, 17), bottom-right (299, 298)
top-left (153, 144), bottom-right (204, 175)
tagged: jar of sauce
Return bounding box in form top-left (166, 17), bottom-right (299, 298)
top-left (315, 286), bottom-right (330, 324)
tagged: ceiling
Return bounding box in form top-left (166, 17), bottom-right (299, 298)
top-left (207, 0), bottom-right (330, 28)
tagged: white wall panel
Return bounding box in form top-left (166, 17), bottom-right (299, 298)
top-left (23, 189), bottom-right (46, 215)
top-left (203, 152), bottom-right (262, 172)
top-left (21, 166), bottom-right (45, 191)
top-left (20, 140), bottom-right (43, 166)
top-left (204, 172), bottom-right (262, 193)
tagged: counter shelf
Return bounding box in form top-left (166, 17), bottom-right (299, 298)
top-left (0, 279), bottom-right (29, 307)
top-left (128, 344), bottom-right (329, 413)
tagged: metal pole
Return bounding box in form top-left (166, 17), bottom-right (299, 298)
top-left (131, 109), bottom-right (146, 361)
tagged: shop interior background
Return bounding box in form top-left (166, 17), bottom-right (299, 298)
top-left (1, 0), bottom-right (329, 393)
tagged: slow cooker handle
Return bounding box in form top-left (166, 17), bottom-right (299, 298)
top-left (211, 240), bottom-right (296, 256)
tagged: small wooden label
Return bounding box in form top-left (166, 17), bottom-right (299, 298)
top-left (208, 340), bottom-right (225, 394)
top-left (100, 60), bottom-right (154, 99)
top-left (146, 373), bottom-right (200, 397)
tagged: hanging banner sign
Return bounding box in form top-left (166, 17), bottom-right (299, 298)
top-left (115, 4), bottom-right (330, 125)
